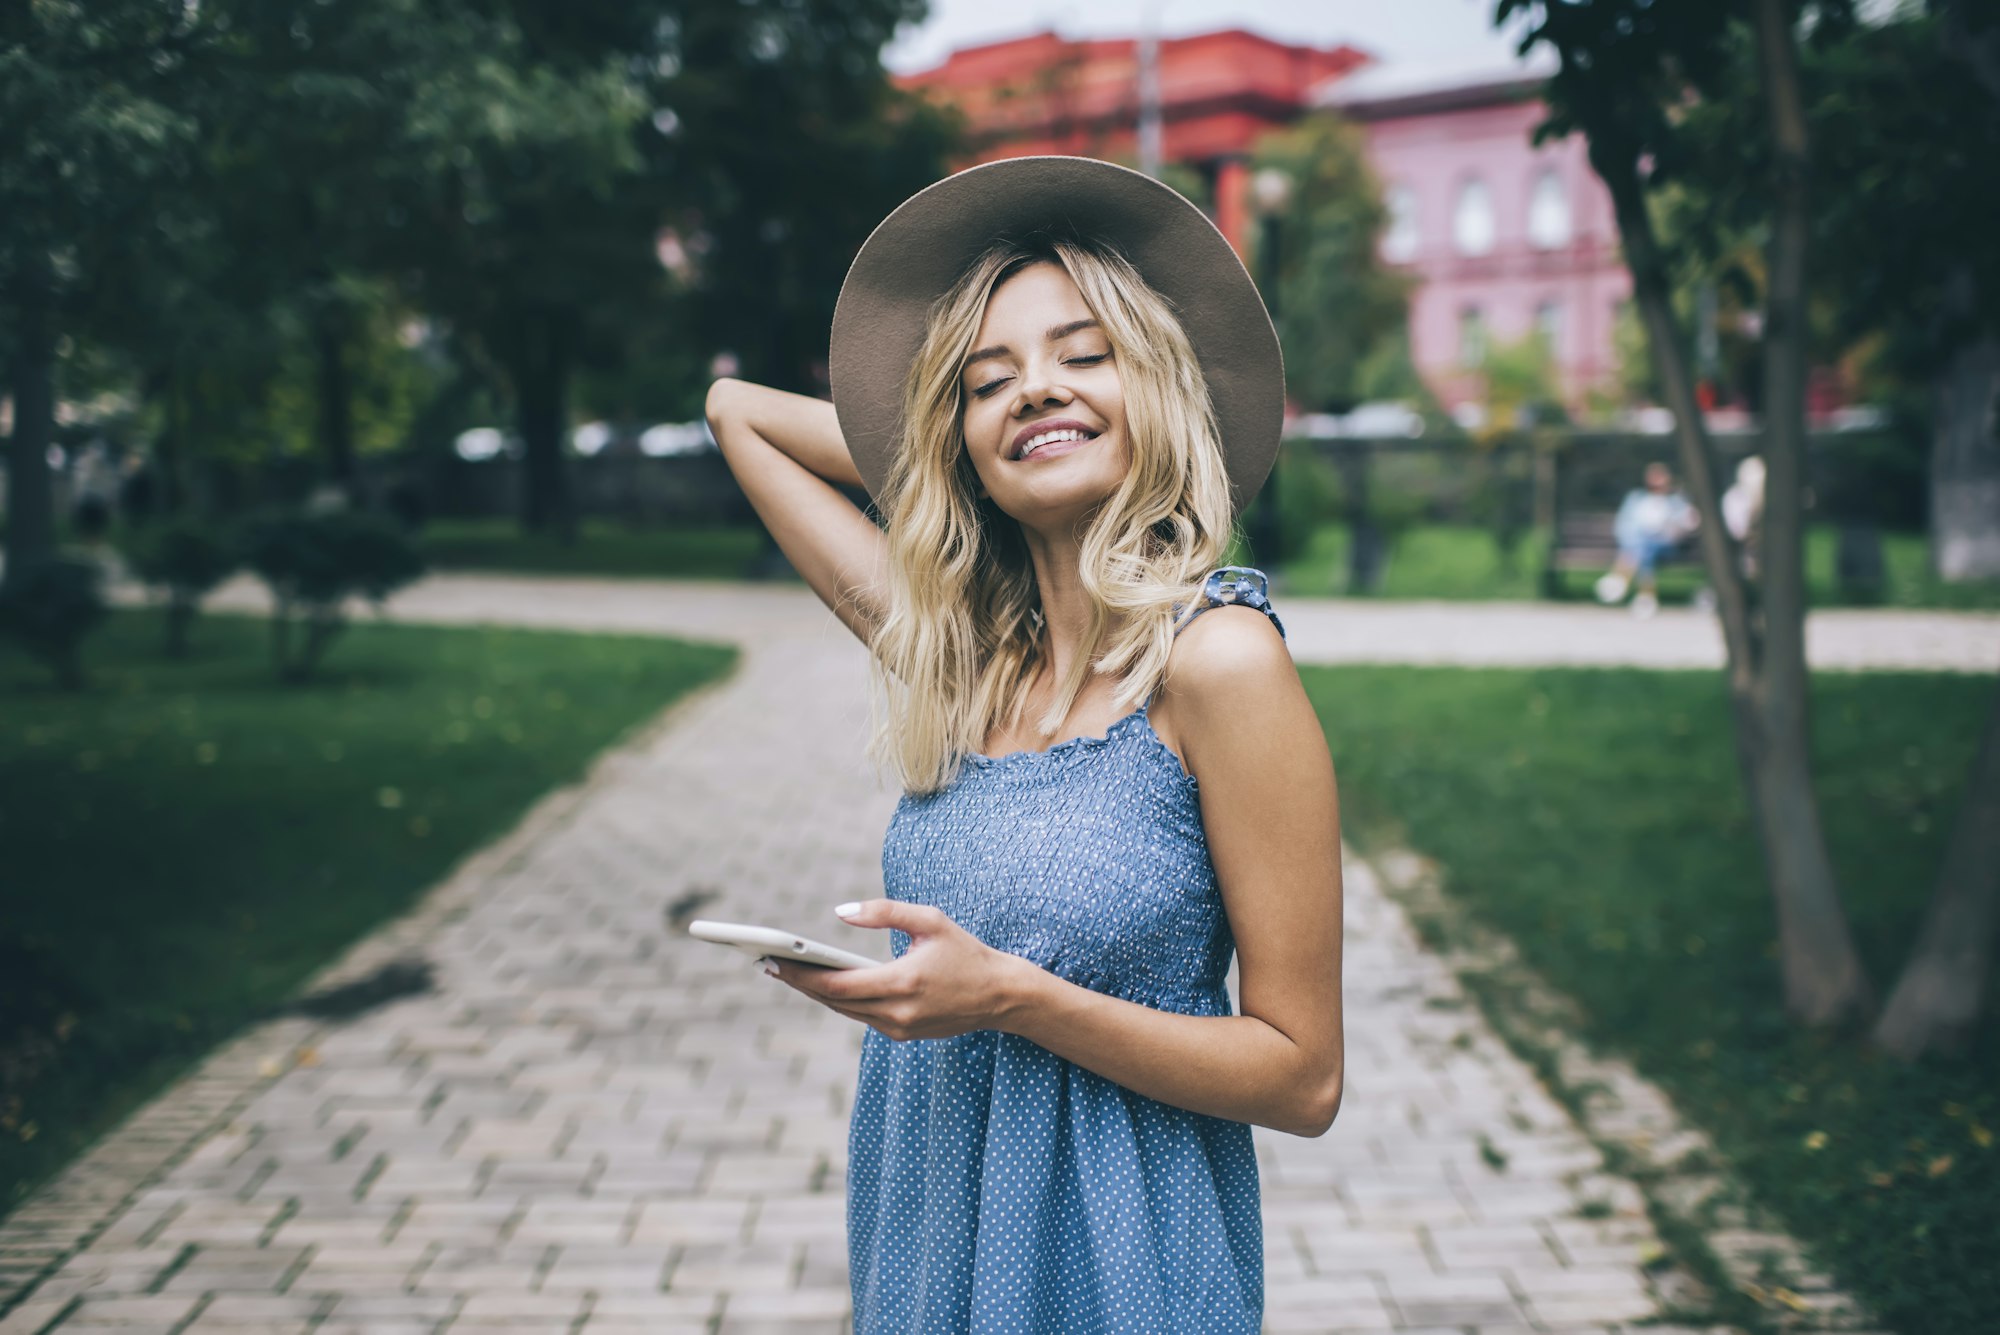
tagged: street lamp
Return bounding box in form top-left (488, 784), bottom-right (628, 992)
top-left (1248, 167), bottom-right (1292, 572)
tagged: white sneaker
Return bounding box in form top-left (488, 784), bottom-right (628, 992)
top-left (1631, 590), bottom-right (1659, 618)
top-left (1595, 573), bottom-right (1629, 604)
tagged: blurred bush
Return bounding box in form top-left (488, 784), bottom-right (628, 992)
top-left (120, 520), bottom-right (241, 657)
top-left (239, 510), bottom-right (426, 682)
top-left (0, 557), bottom-right (109, 690)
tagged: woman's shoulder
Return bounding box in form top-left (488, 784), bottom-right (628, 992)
top-left (1165, 567), bottom-right (1291, 694)
top-left (1150, 568), bottom-right (1302, 771)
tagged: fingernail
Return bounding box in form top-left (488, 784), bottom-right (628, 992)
top-left (763, 960), bottom-right (780, 977)
top-left (834, 902), bottom-right (861, 919)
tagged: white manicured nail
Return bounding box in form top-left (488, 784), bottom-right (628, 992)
top-left (834, 902), bottom-right (861, 919)
top-left (763, 960), bottom-right (780, 977)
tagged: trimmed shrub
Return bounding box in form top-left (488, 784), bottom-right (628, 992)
top-left (0, 557), bottom-right (108, 690)
top-left (121, 519), bottom-right (240, 657)
top-left (239, 510), bottom-right (426, 683)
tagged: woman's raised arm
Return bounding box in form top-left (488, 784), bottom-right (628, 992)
top-left (704, 378), bottom-right (890, 647)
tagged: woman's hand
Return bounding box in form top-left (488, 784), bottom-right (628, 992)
top-left (762, 900), bottom-right (1022, 1041)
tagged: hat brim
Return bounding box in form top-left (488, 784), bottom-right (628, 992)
top-left (828, 156), bottom-right (1283, 518)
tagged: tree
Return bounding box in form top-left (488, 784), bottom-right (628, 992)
top-left (1249, 114), bottom-right (1412, 415)
top-left (1496, 0), bottom-right (1871, 1026)
top-left (1667, 3), bottom-right (2000, 580)
top-left (0, 1), bottom-right (206, 584)
top-left (1497, 0), bottom-right (2000, 1056)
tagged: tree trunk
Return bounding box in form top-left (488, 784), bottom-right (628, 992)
top-left (313, 310), bottom-right (359, 502)
top-left (4, 259), bottom-right (58, 589)
top-left (1929, 326), bottom-right (2000, 582)
top-left (1873, 683), bottom-right (2000, 1058)
top-left (1747, 0), bottom-right (1873, 1026)
top-left (166, 594), bottom-right (194, 658)
top-left (514, 313), bottom-right (575, 543)
top-left (1577, 2), bottom-right (1873, 1028)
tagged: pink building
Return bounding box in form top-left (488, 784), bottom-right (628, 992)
top-left (1320, 54), bottom-right (1631, 416)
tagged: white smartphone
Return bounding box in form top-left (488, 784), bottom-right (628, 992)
top-left (687, 919), bottom-right (881, 971)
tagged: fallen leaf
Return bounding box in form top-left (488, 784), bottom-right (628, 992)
top-left (1803, 1130), bottom-right (1828, 1151)
top-left (1928, 1154), bottom-right (1954, 1177)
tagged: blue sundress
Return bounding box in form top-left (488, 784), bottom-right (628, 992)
top-left (848, 567), bottom-right (1287, 1334)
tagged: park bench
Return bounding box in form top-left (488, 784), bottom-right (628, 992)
top-left (1542, 506), bottom-right (1698, 598)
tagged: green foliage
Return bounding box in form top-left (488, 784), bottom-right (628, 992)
top-left (0, 608), bottom-right (735, 1208)
top-left (1250, 113), bottom-right (1412, 414)
top-left (0, 557), bottom-right (109, 690)
top-left (421, 518), bottom-right (770, 580)
top-left (1669, 9), bottom-right (2000, 396)
top-left (120, 519), bottom-right (242, 656)
top-left (1480, 332), bottom-right (1570, 433)
top-left (1304, 664), bottom-right (2000, 1333)
top-left (239, 510), bottom-right (426, 681)
top-left (6, 0), bottom-right (957, 535)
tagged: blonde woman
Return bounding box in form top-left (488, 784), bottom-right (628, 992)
top-left (704, 157), bottom-right (1343, 1334)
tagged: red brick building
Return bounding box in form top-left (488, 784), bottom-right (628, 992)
top-left (897, 28), bottom-right (1366, 257)
top-left (899, 31), bottom-right (1636, 414)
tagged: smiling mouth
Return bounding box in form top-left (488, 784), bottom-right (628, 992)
top-left (1015, 427), bottom-right (1099, 461)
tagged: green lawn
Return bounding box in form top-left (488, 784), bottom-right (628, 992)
top-left (1303, 665), bottom-right (1998, 1333)
top-left (1264, 522), bottom-right (2000, 609)
top-left (421, 518), bottom-right (775, 580)
top-left (0, 609), bottom-right (735, 1211)
top-left (418, 516), bottom-right (2000, 610)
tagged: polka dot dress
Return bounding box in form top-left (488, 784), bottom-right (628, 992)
top-left (849, 569), bottom-right (1285, 1334)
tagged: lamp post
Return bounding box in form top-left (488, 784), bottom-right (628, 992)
top-left (1137, 0), bottom-right (1172, 178)
top-left (1248, 167), bottom-right (1292, 572)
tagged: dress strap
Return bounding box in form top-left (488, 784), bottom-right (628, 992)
top-left (1142, 566), bottom-right (1286, 713)
top-left (1172, 566), bottom-right (1286, 642)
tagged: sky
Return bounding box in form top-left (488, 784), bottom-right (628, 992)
top-left (883, 0), bottom-right (1534, 75)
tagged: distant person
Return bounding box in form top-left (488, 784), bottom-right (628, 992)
top-left (1722, 455), bottom-right (1766, 576)
top-left (1595, 461), bottom-right (1699, 617)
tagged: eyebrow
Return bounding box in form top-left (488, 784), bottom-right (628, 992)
top-left (962, 318), bottom-right (1103, 373)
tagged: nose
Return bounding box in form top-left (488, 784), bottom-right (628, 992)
top-left (1012, 359), bottom-right (1074, 416)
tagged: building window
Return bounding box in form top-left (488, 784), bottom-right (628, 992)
top-left (1452, 177), bottom-right (1495, 256)
top-left (1528, 169), bottom-right (1570, 249)
top-left (1382, 184), bottom-right (1419, 263)
top-left (1535, 300), bottom-right (1563, 355)
top-left (1459, 306), bottom-right (1488, 368)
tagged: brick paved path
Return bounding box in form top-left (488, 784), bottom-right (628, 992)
top-left (6, 584), bottom-right (1885, 1334)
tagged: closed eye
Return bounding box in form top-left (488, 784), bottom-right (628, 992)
top-left (967, 352), bottom-right (1109, 400)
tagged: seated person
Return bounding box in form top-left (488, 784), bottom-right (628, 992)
top-left (1595, 462), bottom-right (1699, 617)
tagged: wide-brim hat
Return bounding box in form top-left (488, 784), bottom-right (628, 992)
top-left (829, 155), bottom-right (1284, 517)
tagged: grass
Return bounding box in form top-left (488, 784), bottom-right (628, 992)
top-left (419, 516), bottom-right (2000, 611)
top-left (0, 608), bottom-right (735, 1212)
top-left (420, 518), bottom-right (774, 580)
top-left (1300, 665), bottom-right (1999, 1333)
top-left (1267, 522), bottom-right (2000, 609)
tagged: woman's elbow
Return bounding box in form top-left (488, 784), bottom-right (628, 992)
top-left (1287, 1073), bottom-right (1344, 1139)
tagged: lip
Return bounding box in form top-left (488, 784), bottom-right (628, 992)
top-left (1010, 418), bottom-right (1100, 461)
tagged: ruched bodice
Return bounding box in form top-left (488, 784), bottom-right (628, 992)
top-left (847, 568), bottom-right (1283, 1334)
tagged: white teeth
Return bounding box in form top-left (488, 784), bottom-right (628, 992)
top-left (1018, 428), bottom-right (1090, 459)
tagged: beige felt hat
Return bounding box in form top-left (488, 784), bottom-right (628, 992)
top-left (828, 155), bottom-right (1284, 516)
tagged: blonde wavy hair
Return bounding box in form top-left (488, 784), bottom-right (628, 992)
top-left (866, 233), bottom-right (1238, 796)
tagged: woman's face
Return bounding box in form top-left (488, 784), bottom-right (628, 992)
top-left (959, 260), bottom-right (1130, 534)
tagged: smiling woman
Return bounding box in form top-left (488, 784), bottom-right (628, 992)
top-left (703, 156), bottom-right (1342, 1335)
